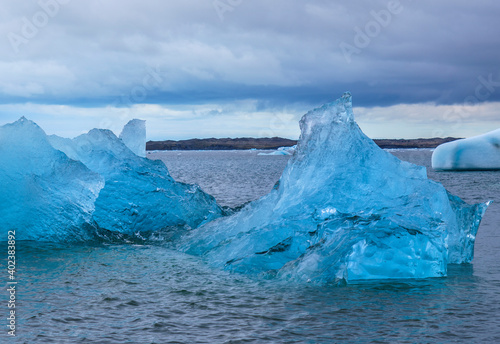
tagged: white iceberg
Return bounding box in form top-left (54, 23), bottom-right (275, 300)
top-left (180, 93), bottom-right (490, 284)
top-left (432, 129), bottom-right (500, 170)
top-left (258, 145), bottom-right (297, 156)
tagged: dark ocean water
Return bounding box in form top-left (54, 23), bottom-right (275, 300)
top-left (5, 149), bottom-right (500, 343)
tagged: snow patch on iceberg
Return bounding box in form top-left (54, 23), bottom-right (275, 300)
top-left (180, 92), bottom-right (490, 284)
top-left (432, 128), bottom-right (500, 170)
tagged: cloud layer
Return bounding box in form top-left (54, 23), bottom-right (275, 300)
top-left (1, 0), bottom-right (500, 139)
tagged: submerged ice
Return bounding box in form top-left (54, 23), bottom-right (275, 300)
top-left (432, 128), bottom-right (500, 170)
top-left (180, 93), bottom-right (490, 284)
top-left (1, 118), bottom-right (222, 241)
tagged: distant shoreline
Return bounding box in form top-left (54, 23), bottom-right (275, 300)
top-left (146, 137), bottom-right (460, 151)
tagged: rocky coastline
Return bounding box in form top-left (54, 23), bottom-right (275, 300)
top-left (146, 137), bottom-right (459, 151)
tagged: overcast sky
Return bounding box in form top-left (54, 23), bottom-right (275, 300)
top-left (1, 0), bottom-right (500, 140)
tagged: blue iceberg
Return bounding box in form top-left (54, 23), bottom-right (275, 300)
top-left (1, 118), bottom-right (222, 241)
top-left (119, 119), bottom-right (147, 158)
top-left (180, 93), bottom-right (490, 284)
top-left (48, 122), bottom-right (223, 236)
top-left (0, 118), bottom-right (104, 241)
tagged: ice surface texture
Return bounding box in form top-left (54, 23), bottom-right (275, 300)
top-left (180, 93), bottom-right (490, 284)
top-left (0, 118), bottom-right (104, 241)
top-left (1, 119), bottom-right (222, 241)
top-left (120, 119), bottom-right (146, 157)
top-left (432, 129), bottom-right (500, 170)
top-left (49, 127), bottom-right (222, 235)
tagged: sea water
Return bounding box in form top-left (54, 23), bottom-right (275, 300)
top-left (6, 149), bottom-right (500, 343)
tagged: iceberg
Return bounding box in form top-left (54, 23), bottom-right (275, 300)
top-left (48, 125), bottom-right (223, 236)
top-left (432, 129), bottom-right (500, 170)
top-left (119, 119), bottom-right (146, 157)
top-left (180, 92), bottom-right (490, 284)
top-left (0, 118), bottom-right (104, 242)
top-left (1, 118), bottom-right (222, 242)
top-left (258, 145), bottom-right (297, 156)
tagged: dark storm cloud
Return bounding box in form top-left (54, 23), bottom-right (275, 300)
top-left (1, 0), bottom-right (500, 108)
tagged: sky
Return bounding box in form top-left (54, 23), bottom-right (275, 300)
top-left (1, 0), bottom-right (500, 140)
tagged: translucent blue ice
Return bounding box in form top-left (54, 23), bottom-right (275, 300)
top-left (432, 128), bottom-right (500, 170)
top-left (180, 93), bottom-right (490, 284)
top-left (1, 118), bottom-right (222, 241)
top-left (48, 126), bottom-right (223, 236)
top-left (120, 119), bottom-right (146, 158)
top-left (0, 118), bottom-right (104, 241)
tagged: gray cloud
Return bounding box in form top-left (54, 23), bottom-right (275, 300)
top-left (1, 0), bottom-right (500, 138)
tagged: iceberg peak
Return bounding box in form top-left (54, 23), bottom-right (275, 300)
top-left (0, 117), bottom-right (104, 241)
top-left (11, 116), bottom-right (39, 128)
top-left (2, 117), bottom-right (53, 154)
top-left (15, 116), bottom-right (35, 125)
top-left (299, 91), bottom-right (354, 143)
top-left (119, 119), bottom-right (146, 157)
